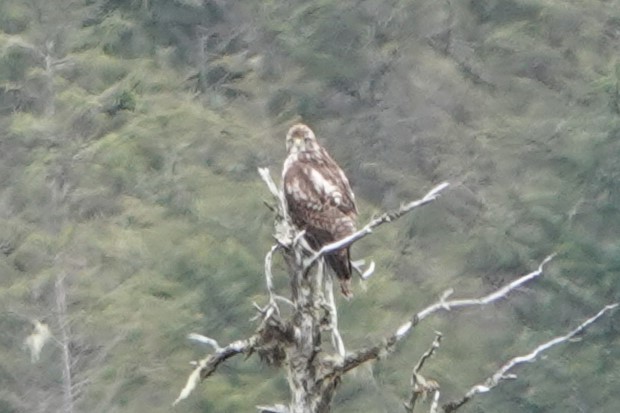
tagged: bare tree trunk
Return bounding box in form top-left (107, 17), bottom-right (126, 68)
top-left (196, 27), bottom-right (209, 93)
top-left (55, 273), bottom-right (74, 413)
top-left (44, 41), bottom-right (56, 117)
top-left (177, 172), bottom-right (617, 413)
top-left (286, 260), bottom-right (333, 413)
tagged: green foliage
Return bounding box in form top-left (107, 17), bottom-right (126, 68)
top-left (265, 1), bottom-right (371, 94)
top-left (468, 0), bottom-right (542, 25)
top-left (0, 2), bottom-right (30, 34)
top-left (0, 43), bottom-right (37, 82)
top-left (0, 0), bottom-right (618, 412)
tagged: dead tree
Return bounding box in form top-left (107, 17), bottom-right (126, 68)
top-left (175, 169), bottom-right (617, 413)
top-left (55, 273), bottom-right (75, 413)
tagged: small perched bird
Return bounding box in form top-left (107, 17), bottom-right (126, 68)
top-left (282, 123), bottom-right (358, 297)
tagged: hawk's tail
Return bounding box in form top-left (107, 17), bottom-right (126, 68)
top-left (326, 248), bottom-right (353, 298)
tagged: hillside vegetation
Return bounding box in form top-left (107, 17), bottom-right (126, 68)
top-left (0, 1), bottom-right (618, 412)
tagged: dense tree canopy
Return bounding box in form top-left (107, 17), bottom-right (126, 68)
top-left (0, 1), bottom-right (618, 412)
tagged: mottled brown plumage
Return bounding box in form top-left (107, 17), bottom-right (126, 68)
top-left (282, 124), bottom-right (357, 297)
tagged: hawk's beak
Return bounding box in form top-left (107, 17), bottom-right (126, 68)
top-left (289, 137), bottom-right (302, 150)
top-left (287, 136), bottom-right (303, 153)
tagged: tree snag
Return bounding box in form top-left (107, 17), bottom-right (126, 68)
top-left (175, 168), bottom-right (617, 413)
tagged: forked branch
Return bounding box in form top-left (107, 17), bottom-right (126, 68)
top-left (404, 332), bottom-right (442, 413)
top-left (176, 166), bottom-right (615, 413)
top-left (338, 254), bottom-right (554, 374)
top-left (174, 335), bottom-right (258, 406)
top-left (415, 254), bottom-right (556, 323)
top-left (442, 303), bottom-right (618, 412)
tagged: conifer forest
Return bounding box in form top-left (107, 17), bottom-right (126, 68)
top-left (0, 1), bottom-right (619, 412)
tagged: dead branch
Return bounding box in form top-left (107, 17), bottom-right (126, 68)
top-left (178, 166), bottom-right (613, 413)
top-left (415, 254), bottom-right (555, 323)
top-left (324, 268), bottom-right (345, 357)
top-left (174, 335), bottom-right (258, 406)
top-left (258, 167), bottom-right (294, 246)
top-left (337, 254), bottom-right (554, 375)
top-left (258, 167), bottom-right (289, 224)
top-left (55, 273), bottom-right (75, 413)
top-left (259, 167), bottom-right (281, 199)
top-left (442, 303), bottom-right (618, 412)
top-left (413, 333), bottom-right (442, 378)
top-left (261, 244), bottom-right (286, 316)
top-left (306, 182), bottom-right (450, 267)
top-left (256, 404), bottom-right (289, 413)
top-left (404, 332), bottom-right (442, 413)
top-left (429, 390), bottom-right (441, 413)
top-left (187, 333), bottom-right (221, 351)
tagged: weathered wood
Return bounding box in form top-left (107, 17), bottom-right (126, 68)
top-left (284, 244), bottom-right (336, 413)
top-left (175, 169), bottom-right (618, 413)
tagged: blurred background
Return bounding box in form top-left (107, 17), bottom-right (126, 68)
top-left (0, 0), bottom-right (618, 412)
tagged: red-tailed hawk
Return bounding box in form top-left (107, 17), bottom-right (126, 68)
top-left (282, 123), bottom-right (357, 297)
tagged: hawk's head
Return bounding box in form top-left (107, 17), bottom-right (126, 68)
top-left (286, 123), bottom-right (319, 154)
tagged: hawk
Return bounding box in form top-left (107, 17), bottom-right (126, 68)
top-left (282, 123), bottom-right (358, 297)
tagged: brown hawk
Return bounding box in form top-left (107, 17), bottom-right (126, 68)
top-left (282, 123), bottom-right (358, 297)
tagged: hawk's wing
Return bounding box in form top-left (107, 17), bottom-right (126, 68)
top-left (282, 145), bottom-right (357, 298)
top-left (316, 147), bottom-right (357, 215)
top-left (283, 148), bottom-right (357, 231)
